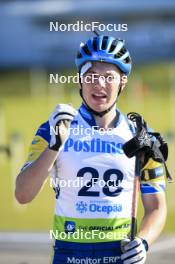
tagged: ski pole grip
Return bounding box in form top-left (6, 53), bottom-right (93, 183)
top-left (123, 137), bottom-right (141, 158)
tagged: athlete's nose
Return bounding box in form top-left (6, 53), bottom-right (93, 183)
top-left (98, 76), bottom-right (106, 88)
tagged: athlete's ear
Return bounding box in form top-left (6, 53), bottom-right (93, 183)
top-left (120, 74), bottom-right (128, 92)
top-left (118, 75), bottom-right (128, 97)
top-left (78, 82), bottom-right (83, 99)
top-left (78, 73), bottom-right (83, 89)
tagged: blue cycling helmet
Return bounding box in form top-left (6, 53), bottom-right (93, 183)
top-left (75, 35), bottom-right (132, 76)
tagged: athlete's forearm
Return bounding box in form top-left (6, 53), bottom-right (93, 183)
top-left (15, 147), bottom-right (58, 204)
top-left (138, 196), bottom-right (167, 246)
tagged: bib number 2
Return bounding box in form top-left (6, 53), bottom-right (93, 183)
top-left (77, 167), bottom-right (124, 197)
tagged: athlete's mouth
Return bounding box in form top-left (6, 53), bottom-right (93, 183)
top-left (92, 93), bottom-right (107, 99)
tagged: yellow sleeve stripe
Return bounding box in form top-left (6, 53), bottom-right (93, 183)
top-left (26, 135), bottom-right (48, 163)
top-left (142, 158), bottom-right (162, 170)
top-left (141, 158), bottom-right (165, 183)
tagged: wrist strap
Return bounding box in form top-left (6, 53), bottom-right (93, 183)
top-left (140, 238), bottom-right (149, 252)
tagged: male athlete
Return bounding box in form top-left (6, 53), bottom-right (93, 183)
top-left (15, 35), bottom-right (167, 264)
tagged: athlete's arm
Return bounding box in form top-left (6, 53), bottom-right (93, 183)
top-left (138, 192), bottom-right (167, 245)
top-left (138, 159), bottom-right (167, 245)
top-left (15, 147), bottom-right (58, 204)
top-left (15, 104), bottom-right (77, 204)
top-left (121, 159), bottom-right (167, 264)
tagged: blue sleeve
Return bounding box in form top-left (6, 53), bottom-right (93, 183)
top-left (35, 121), bottom-right (50, 144)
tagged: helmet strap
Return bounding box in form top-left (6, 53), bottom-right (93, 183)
top-left (117, 83), bottom-right (123, 97)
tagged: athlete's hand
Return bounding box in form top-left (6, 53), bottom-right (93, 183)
top-left (49, 104), bottom-right (77, 151)
top-left (121, 237), bottom-right (148, 264)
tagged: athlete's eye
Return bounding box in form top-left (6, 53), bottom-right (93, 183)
top-left (105, 75), bottom-right (115, 83)
top-left (83, 74), bottom-right (94, 84)
top-left (83, 74), bottom-right (116, 84)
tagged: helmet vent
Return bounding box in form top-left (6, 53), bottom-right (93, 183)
top-left (77, 51), bottom-right (82, 59)
top-left (109, 40), bottom-right (117, 53)
top-left (114, 47), bottom-right (127, 59)
top-left (92, 37), bottom-right (98, 51)
top-left (82, 44), bottom-right (91, 56)
top-left (124, 56), bottom-right (131, 64)
top-left (101, 36), bottom-right (108, 50)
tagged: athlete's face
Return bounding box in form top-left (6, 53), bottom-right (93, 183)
top-left (81, 62), bottom-right (127, 113)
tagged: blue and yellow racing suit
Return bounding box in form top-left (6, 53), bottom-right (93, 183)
top-left (22, 104), bottom-right (166, 264)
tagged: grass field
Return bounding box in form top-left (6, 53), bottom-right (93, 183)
top-left (0, 63), bottom-right (175, 233)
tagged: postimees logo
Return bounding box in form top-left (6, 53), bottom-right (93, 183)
top-left (64, 138), bottom-right (124, 154)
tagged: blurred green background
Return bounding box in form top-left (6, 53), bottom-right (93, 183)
top-left (0, 63), bottom-right (175, 233)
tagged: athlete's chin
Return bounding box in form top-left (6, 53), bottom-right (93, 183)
top-left (89, 104), bottom-right (110, 113)
top-left (87, 98), bottom-right (111, 113)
